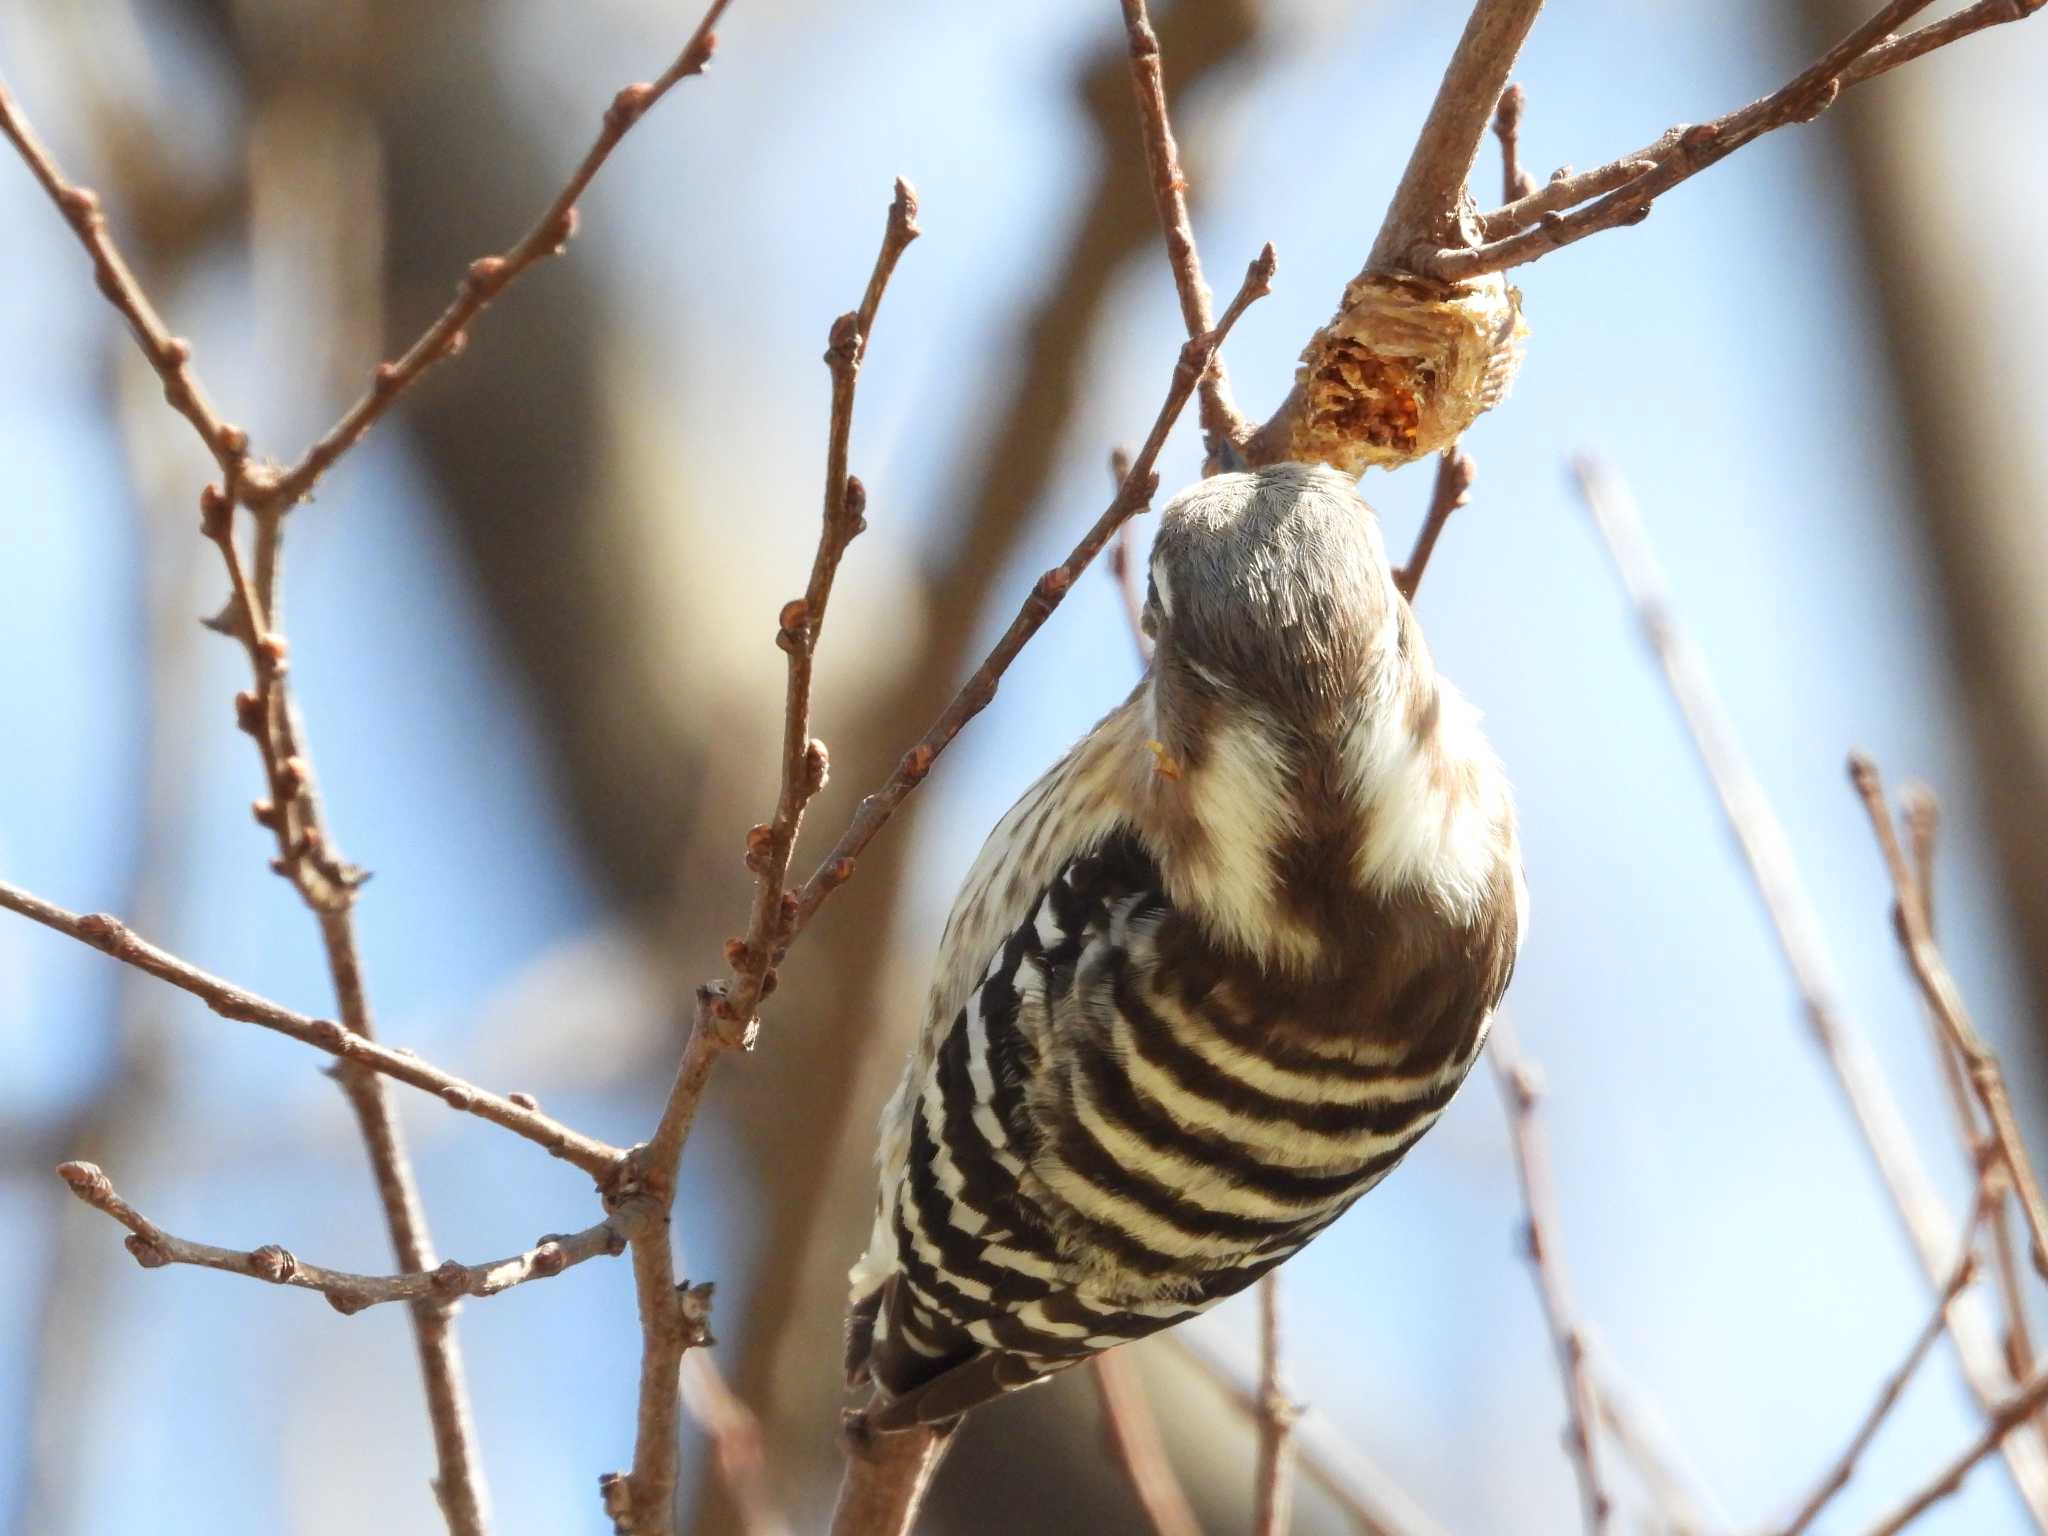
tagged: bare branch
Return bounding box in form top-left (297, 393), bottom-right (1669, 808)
top-left (245, 0), bottom-right (734, 515)
top-left (1490, 1015), bottom-right (1611, 1535)
top-left (1572, 453), bottom-right (2048, 1521)
top-left (1091, 1351), bottom-right (1203, 1536)
top-left (1850, 757), bottom-right (2048, 1282)
top-left (792, 244), bottom-right (1276, 933)
top-left (55, 1160), bottom-right (644, 1313)
top-left (713, 178), bottom-right (922, 1045)
top-left (1252, 1275), bottom-right (1300, 1536)
top-left (1901, 786), bottom-right (2042, 1399)
top-left (1119, 0), bottom-right (1247, 463)
top-left (1367, 0), bottom-right (1548, 271)
top-left (1394, 448), bottom-right (1476, 602)
top-left (1778, 1182), bottom-right (1990, 1536)
top-left (0, 879), bottom-right (625, 1180)
top-left (0, 78), bottom-right (241, 474)
top-left (1862, 1365), bottom-right (2048, 1536)
top-left (1438, 0), bottom-right (2043, 279)
top-left (612, 177), bottom-right (921, 1534)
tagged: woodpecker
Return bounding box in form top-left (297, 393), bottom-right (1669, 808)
top-left (846, 461), bottom-right (1524, 1430)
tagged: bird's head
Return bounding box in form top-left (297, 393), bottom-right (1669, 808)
top-left (1141, 462), bottom-right (1398, 738)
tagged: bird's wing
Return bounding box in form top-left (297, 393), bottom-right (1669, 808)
top-left (854, 823), bottom-right (1517, 1432)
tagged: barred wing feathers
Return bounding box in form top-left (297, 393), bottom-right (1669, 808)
top-left (849, 824), bottom-right (1517, 1431)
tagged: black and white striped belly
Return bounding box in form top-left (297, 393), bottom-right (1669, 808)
top-left (870, 829), bottom-right (1499, 1402)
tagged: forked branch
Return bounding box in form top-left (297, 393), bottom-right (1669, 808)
top-left (1434, 0), bottom-right (2044, 279)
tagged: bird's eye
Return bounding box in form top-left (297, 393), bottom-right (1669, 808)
top-left (1141, 574), bottom-right (1161, 639)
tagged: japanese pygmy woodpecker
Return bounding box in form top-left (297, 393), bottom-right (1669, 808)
top-left (845, 461), bottom-right (1524, 1429)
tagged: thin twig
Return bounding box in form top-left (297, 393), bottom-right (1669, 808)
top-left (0, 879), bottom-right (624, 1180)
top-left (791, 244), bottom-right (1276, 934)
top-left (1861, 1365), bottom-right (2048, 1536)
top-left (1366, 0), bottom-right (1549, 271)
top-left (0, 78), bottom-right (242, 474)
top-left (1, 3), bottom-right (732, 517)
top-left (1092, 1351), bottom-right (1204, 1536)
top-left (1119, 0), bottom-right (1246, 463)
top-left (1395, 448), bottom-right (1476, 602)
top-left (1253, 1275), bottom-right (1300, 1536)
top-left (1490, 1014), bottom-right (1611, 1536)
top-left (1903, 787), bottom-right (2041, 1397)
top-left (244, 0), bottom-right (734, 515)
top-left (1439, 0), bottom-right (2043, 278)
top-left (1778, 1181), bottom-right (1991, 1536)
top-left (712, 178), bottom-right (921, 1044)
top-left (1572, 453), bottom-right (2048, 1523)
top-left (1850, 757), bottom-right (2048, 1282)
top-left (54, 1160), bottom-right (646, 1313)
top-left (1164, 1334), bottom-right (1455, 1536)
top-left (609, 178), bottom-right (921, 1535)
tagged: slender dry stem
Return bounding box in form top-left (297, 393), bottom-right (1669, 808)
top-left (1490, 1015), bottom-right (1611, 1535)
top-left (0, 880), bottom-right (624, 1179)
top-left (54, 1160), bottom-right (645, 1313)
top-left (1119, 0), bottom-right (1247, 462)
top-left (1395, 448), bottom-right (1476, 602)
top-left (244, 0), bottom-right (734, 514)
top-left (1850, 758), bottom-right (2048, 1282)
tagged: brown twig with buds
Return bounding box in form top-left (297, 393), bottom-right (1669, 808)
top-left (1900, 788), bottom-right (2044, 1406)
top-left (611, 177), bottom-right (922, 1535)
top-left (1119, 0), bottom-right (1248, 464)
top-left (1490, 1014), bottom-right (1612, 1536)
top-left (1851, 754), bottom-right (2048, 1284)
top-left (1574, 453), bottom-right (2048, 1522)
top-left (1432, 0), bottom-right (2044, 280)
top-left (0, 880), bottom-right (625, 1179)
top-left (1092, 1351), bottom-right (1204, 1536)
top-left (1395, 448), bottom-right (1477, 603)
top-left (54, 1160), bottom-right (645, 1313)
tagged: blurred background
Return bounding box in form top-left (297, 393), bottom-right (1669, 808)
top-left (3, 1), bottom-right (2046, 1532)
